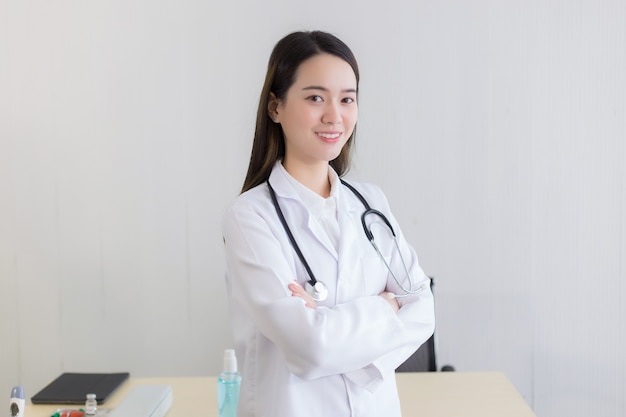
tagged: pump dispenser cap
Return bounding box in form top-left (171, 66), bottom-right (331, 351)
top-left (223, 349), bottom-right (238, 373)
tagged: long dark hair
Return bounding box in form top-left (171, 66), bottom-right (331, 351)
top-left (241, 31), bottom-right (360, 193)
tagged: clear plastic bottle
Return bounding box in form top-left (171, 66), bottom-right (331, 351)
top-left (84, 393), bottom-right (97, 416)
top-left (217, 349), bottom-right (242, 417)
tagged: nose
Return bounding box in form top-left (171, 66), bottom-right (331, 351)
top-left (322, 102), bottom-right (342, 125)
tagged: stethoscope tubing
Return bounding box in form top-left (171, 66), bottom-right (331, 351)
top-left (343, 180), bottom-right (422, 297)
top-left (267, 178), bottom-right (423, 301)
top-left (267, 181), bottom-right (318, 288)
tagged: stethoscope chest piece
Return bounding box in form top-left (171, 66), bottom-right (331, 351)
top-left (305, 280), bottom-right (329, 302)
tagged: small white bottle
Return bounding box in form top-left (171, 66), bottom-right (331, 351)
top-left (217, 349), bottom-right (242, 417)
top-left (84, 393), bottom-right (98, 416)
top-left (9, 386), bottom-right (25, 417)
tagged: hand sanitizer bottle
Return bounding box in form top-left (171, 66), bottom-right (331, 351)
top-left (217, 349), bottom-right (242, 417)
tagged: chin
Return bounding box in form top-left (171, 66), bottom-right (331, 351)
top-left (326, 145), bottom-right (347, 161)
top-left (323, 151), bottom-right (343, 163)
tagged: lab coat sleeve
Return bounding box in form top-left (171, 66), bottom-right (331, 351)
top-left (343, 185), bottom-right (435, 389)
top-left (222, 197), bottom-right (427, 381)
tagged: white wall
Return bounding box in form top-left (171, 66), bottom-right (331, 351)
top-left (1, 1), bottom-right (624, 416)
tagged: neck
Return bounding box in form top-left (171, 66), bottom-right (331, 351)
top-left (282, 160), bottom-right (331, 197)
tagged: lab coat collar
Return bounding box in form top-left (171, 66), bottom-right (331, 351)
top-left (267, 161), bottom-right (298, 201)
top-left (276, 163), bottom-right (339, 220)
top-left (268, 161), bottom-right (358, 261)
top-left (267, 161), bottom-right (362, 210)
top-left (268, 161), bottom-right (337, 197)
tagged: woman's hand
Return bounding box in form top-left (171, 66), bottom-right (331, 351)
top-left (289, 282), bottom-right (399, 313)
top-left (379, 292), bottom-right (399, 313)
top-left (288, 281), bottom-right (318, 308)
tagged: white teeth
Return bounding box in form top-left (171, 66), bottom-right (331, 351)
top-left (318, 132), bottom-right (340, 139)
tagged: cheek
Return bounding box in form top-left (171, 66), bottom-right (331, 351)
top-left (284, 106), bottom-right (317, 128)
top-left (344, 109), bottom-right (358, 131)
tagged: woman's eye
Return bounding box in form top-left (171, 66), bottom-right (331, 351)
top-left (308, 95), bottom-right (323, 102)
top-left (343, 97), bottom-right (356, 104)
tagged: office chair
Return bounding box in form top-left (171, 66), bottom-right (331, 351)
top-left (395, 277), bottom-right (455, 373)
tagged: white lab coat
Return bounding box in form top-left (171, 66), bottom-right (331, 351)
top-left (221, 162), bottom-right (435, 417)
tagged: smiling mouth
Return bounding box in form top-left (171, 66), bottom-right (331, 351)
top-left (317, 132), bottom-right (342, 141)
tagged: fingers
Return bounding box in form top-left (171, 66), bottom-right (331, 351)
top-left (288, 281), bottom-right (318, 309)
top-left (288, 281), bottom-right (304, 295)
top-left (379, 291), bottom-right (400, 313)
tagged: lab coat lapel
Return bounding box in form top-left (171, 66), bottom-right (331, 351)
top-left (306, 213), bottom-right (339, 260)
top-left (268, 166), bottom-right (339, 261)
top-left (336, 182), bottom-right (364, 274)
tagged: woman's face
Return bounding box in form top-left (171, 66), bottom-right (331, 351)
top-left (271, 53), bottom-right (358, 170)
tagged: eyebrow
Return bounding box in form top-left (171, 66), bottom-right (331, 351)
top-left (302, 85), bottom-right (358, 93)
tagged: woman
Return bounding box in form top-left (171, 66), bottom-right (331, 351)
top-left (222, 30), bottom-right (435, 417)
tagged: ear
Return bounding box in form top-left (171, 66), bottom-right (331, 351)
top-left (267, 92), bottom-right (281, 123)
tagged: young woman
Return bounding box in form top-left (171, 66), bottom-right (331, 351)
top-left (222, 30), bottom-right (435, 417)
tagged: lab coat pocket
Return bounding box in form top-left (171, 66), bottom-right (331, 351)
top-left (360, 256), bottom-right (388, 296)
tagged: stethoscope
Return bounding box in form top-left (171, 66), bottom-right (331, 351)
top-left (267, 179), bottom-right (424, 302)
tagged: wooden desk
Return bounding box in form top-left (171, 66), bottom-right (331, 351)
top-left (25, 372), bottom-right (535, 417)
top-left (396, 372), bottom-right (535, 416)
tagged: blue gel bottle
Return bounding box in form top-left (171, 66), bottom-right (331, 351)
top-left (217, 349), bottom-right (242, 417)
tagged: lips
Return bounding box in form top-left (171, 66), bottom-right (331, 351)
top-left (317, 132), bottom-right (342, 142)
